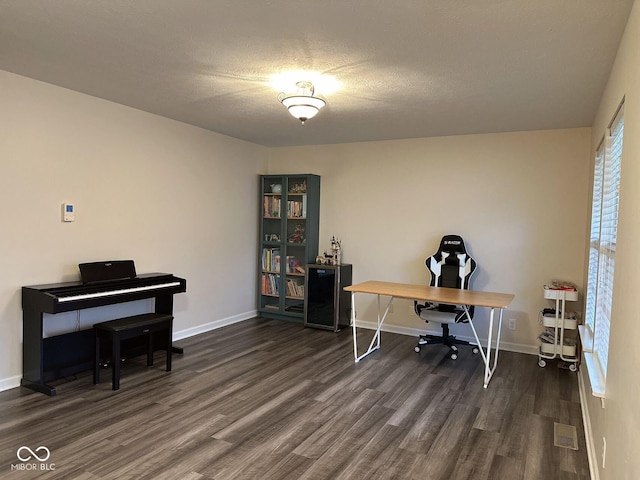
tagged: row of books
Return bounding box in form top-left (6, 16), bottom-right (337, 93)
top-left (263, 196), bottom-right (281, 218)
top-left (286, 278), bottom-right (304, 298)
top-left (262, 273), bottom-right (279, 295)
top-left (262, 248), bottom-right (280, 272)
top-left (262, 248), bottom-right (304, 274)
top-left (287, 198), bottom-right (307, 218)
top-left (261, 273), bottom-right (305, 298)
top-left (263, 196), bottom-right (308, 219)
top-left (286, 256), bottom-right (305, 274)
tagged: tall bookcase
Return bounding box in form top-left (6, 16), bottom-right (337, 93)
top-left (258, 174), bottom-right (320, 321)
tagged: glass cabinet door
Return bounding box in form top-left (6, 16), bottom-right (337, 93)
top-left (259, 177), bottom-right (283, 312)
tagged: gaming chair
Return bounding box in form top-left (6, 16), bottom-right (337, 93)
top-left (414, 234), bottom-right (479, 360)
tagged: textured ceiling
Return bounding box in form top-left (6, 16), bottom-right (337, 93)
top-left (0, 1), bottom-right (634, 147)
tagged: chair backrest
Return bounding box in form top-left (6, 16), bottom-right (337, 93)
top-left (425, 235), bottom-right (476, 290)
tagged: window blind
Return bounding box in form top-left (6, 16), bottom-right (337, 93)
top-left (594, 109), bottom-right (623, 376)
top-left (584, 143), bottom-right (604, 338)
top-left (584, 101), bottom-right (624, 387)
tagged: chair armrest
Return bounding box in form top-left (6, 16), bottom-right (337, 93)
top-left (414, 300), bottom-right (430, 315)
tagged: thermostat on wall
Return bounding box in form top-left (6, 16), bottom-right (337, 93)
top-left (62, 202), bottom-right (75, 222)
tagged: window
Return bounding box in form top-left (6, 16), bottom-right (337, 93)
top-left (583, 101), bottom-right (624, 396)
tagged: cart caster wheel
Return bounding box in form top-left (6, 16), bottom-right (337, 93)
top-left (414, 346), bottom-right (421, 353)
top-left (569, 363), bottom-right (577, 372)
top-left (538, 359), bottom-right (546, 368)
top-left (450, 353), bottom-right (458, 360)
top-left (472, 347), bottom-right (479, 355)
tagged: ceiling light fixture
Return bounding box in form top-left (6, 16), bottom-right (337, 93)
top-left (278, 81), bottom-right (326, 125)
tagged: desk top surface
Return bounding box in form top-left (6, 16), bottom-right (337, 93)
top-left (344, 281), bottom-right (514, 309)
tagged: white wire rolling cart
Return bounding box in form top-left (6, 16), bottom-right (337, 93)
top-left (538, 286), bottom-right (579, 372)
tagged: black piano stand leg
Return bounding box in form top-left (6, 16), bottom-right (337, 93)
top-left (112, 336), bottom-right (121, 391)
top-left (94, 331), bottom-right (100, 385)
top-left (166, 326), bottom-right (172, 372)
top-left (147, 332), bottom-right (154, 367)
top-left (21, 379), bottom-right (57, 397)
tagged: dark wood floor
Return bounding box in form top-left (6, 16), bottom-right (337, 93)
top-left (0, 318), bottom-right (590, 479)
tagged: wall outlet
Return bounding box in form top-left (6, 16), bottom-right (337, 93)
top-left (508, 318), bottom-right (516, 330)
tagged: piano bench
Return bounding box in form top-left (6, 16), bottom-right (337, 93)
top-left (93, 313), bottom-right (173, 391)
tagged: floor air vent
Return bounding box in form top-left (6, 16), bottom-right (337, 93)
top-left (554, 422), bottom-right (579, 450)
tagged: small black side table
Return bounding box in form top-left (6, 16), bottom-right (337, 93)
top-left (304, 264), bottom-right (352, 332)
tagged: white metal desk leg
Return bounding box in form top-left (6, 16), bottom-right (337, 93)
top-left (376, 294), bottom-right (382, 350)
top-left (351, 291), bottom-right (358, 362)
top-left (492, 308), bottom-right (504, 372)
top-left (351, 293), bottom-right (393, 363)
top-left (483, 307), bottom-right (504, 388)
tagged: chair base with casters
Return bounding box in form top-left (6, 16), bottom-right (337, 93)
top-left (414, 323), bottom-right (479, 360)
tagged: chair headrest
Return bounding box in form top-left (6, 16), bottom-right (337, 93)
top-left (435, 234), bottom-right (469, 258)
top-left (426, 235), bottom-right (476, 289)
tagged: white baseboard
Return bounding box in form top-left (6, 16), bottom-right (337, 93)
top-left (578, 369), bottom-right (599, 480)
top-left (0, 310), bottom-right (258, 393)
top-left (0, 375), bottom-right (21, 392)
top-left (172, 310), bottom-right (257, 341)
top-left (354, 320), bottom-right (538, 355)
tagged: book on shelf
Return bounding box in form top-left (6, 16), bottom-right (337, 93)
top-left (261, 273), bottom-right (280, 295)
top-left (286, 278), bottom-right (305, 297)
top-left (261, 248), bottom-right (281, 272)
top-left (285, 256), bottom-right (303, 273)
top-left (285, 304), bottom-right (304, 313)
top-left (263, 195), bottom-right (281, 218)
top-left (286, 199), bottom-right (306, 218)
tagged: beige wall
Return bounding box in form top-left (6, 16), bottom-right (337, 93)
top-left (268, 128), bottom-right (591, 352)
top-left (0, 70), bottom-right (268, 388)
top-left (580, 0), bottom-right (640, 478)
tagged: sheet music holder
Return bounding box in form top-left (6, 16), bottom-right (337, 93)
top-left (79, 260), bottom-right (137, 284)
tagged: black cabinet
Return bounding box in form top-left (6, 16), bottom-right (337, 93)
top-left (304, 264), bottom-right (352, 332)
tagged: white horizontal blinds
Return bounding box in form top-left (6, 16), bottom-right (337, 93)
top-left (594, 105), bottom-right (624, 377)
top-left (585, 142), bottom-right (604, 336)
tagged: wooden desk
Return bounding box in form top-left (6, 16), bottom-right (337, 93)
top-left (344, 280), bottom-right (515, 388)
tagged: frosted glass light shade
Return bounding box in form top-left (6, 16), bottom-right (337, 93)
top-left (281, 95), bottom-right (326, 124)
